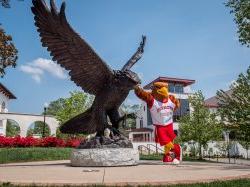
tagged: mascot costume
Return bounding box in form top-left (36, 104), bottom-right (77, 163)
top-left (134, 82), bottom-right (181, 164)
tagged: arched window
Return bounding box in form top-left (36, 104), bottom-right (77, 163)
top-left (6, 119), bottom-right (20, 137)
top-left (27, 121), bottom-right (51, 137)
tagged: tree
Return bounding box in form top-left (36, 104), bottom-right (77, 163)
top-left (217, 66), bottom-right (250, 159)
top-left (45, 98), bottom-right (66, 116)
top-left (119, 103), bottom-right (140, 129)
top-left (226, 0), bottom-right (250, 47)
top-left (27, 121), bottom-right (50, 137)
top-left (0, 27), bottom-right (18, 77)
top-left (0, 0), bottom-right (23, 8)
top-left (46, 91), bottom-right (93, 138)
top-left (47, 91), bottom-right (94, 124)
top-left (6, 119), bottom-right (20, 137)
top-left (0, 0), bottom-right (10, 8)
top-left (179, 91), bottom-right (222, 159)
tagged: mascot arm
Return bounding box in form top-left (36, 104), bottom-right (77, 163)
top-left (169, 95), bottom-right (180, 111)
top-left (134, 86), bottom-right (154, 108)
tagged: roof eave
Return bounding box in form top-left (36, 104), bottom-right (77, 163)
top-left (0, 83), bottom-right (17, 99)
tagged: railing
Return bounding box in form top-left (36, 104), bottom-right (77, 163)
top-left (146, 144), bottom-right (164, 154)
top-left (138, 145), bottom-right (155, 155)
top-left (138, 144), bottom-right (164, 155)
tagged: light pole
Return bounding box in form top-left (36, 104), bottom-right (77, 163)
top-left (42, 102), bottom-right (48, 138)
top-left (225, 130), bottom-right (231, 163)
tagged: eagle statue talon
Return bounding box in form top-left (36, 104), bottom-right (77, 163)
top-left (31, 0), bottom-right (146, 138)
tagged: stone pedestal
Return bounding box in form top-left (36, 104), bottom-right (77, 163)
top-left (71, 148), bottom-right (139, 167)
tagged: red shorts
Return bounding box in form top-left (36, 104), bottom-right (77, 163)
top-left (154, 123), bottom-right (176, 146)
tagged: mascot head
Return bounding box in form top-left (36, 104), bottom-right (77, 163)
top-left (151, 82), bottom-right (169, 101)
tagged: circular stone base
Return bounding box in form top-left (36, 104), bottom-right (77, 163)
top-left (70, 148), bottom-right (139, 167)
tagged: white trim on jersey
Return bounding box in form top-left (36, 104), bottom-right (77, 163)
top-left (149, 98), bottom-right (175, 126)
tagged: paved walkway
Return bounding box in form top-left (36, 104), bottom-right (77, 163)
top-left (0, 160), bottom-right (249, 186)
top-left (205, 158), bottom-right (250, 165)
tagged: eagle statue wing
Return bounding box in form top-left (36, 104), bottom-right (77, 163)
top-left (31, 0), bottom-right (114, 95)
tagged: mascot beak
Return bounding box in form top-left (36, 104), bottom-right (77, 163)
top-left (156, 86), bottom-right (168, 97)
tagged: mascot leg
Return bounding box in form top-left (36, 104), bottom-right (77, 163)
top-left (173, 143), bottom-right (181, 161)
top-left (164, 142), bottom-right (174, 154)
top-left (163, 141), bottom-right (174, 162)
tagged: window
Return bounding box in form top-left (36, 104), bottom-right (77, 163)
top-left (173, 99), bottom-right (190, 122)
top-left (168, 83), bottom-right (184, 93)
top-left (168, 83), bottom-right (175, 93)
top-left (175, 84), bottom-right (183, 93)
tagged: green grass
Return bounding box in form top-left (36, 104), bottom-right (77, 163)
top-left (0, 178), bottom-right (250, 187)
top-left (140, 154), bottom-right (208, 162)
top-left (0, 147), bottom-right (72, 164)
top-left (140, 153), bottom-right (163, 160)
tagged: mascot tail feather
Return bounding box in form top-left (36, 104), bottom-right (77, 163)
top-left (59, 108), bottom-right (97, 134)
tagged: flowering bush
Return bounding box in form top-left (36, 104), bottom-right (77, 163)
top-left (0, 136), bottom-right (82, 148)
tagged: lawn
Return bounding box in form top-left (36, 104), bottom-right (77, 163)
top-left (0, 148), bottom-right (211, 164)
top-left (140, 154), bottom-right (209, 162)
top-left (0, 147), bottom-right (72, 164)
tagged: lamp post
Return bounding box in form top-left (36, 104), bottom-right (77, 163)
top-left (42, 102), bottom-right (48, 138)
top-left (225, 130), bottom-right (231, 163)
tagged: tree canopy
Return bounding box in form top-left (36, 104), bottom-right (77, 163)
top-left (179, 91), bottom-right (222, 159)
top-left (0, 27), bottom-right (18, 77)
top-left (119, 103), bottom-right (140, 129)
top-left (226, 0), bottom-right (250, 47)
top-left (0, 0), bottom-right (23, 8)
top-left (217, 66), bottom-right (250, 158)
top-left (6, 119), bottom-right (20, 137)
top-left (27, 121), bottom-right (50, 137)
top-left (46, 91), bottom-right (94, 125)
top-left (0, 0), bottom-right (10, 8)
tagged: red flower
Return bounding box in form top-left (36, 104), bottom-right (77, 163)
top-left (0, 136), bottom-right (84, 148)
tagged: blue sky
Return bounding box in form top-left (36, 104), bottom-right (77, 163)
top-left (0, 0), bottom-right (249, 114)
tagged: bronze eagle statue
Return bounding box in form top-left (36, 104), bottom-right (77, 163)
top-left (31, 0), bottom-right (146, 137)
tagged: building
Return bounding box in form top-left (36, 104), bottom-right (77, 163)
top-left (0, 83), bottom-right (59, 137)
top-left (0, 83), bottom-right (17, 135)
top-left (129, 76), bottom-right (195, 142)
top-left (204, 90), bottom-right (250, 158)
top-left (204, 90), bottom-right (234, 141)
top-left (204, 90), bottom-right (232, 113)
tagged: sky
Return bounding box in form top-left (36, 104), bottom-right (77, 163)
top-left (0, 0), bottom-right (249, 114)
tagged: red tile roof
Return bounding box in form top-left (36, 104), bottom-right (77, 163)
top-left (0, 83), bottom-right (16, 99)
top-left (204, 96), bottom-right (219, 108)
top-left (144, 76), bottom-right (195, 89)
top-left (204, 90), bottom-right (232, 108)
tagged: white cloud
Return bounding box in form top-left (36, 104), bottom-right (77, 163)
top-left (20, 58), bottom-right (67, 83)
top-left (20, 65), bottom-right (43, 75)
top-left (32, 74), bottom-right (42, 83)
top-left (33, 58), bottom-right (67, 79)
top-left (20, 65), bottom-right (43, 83)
